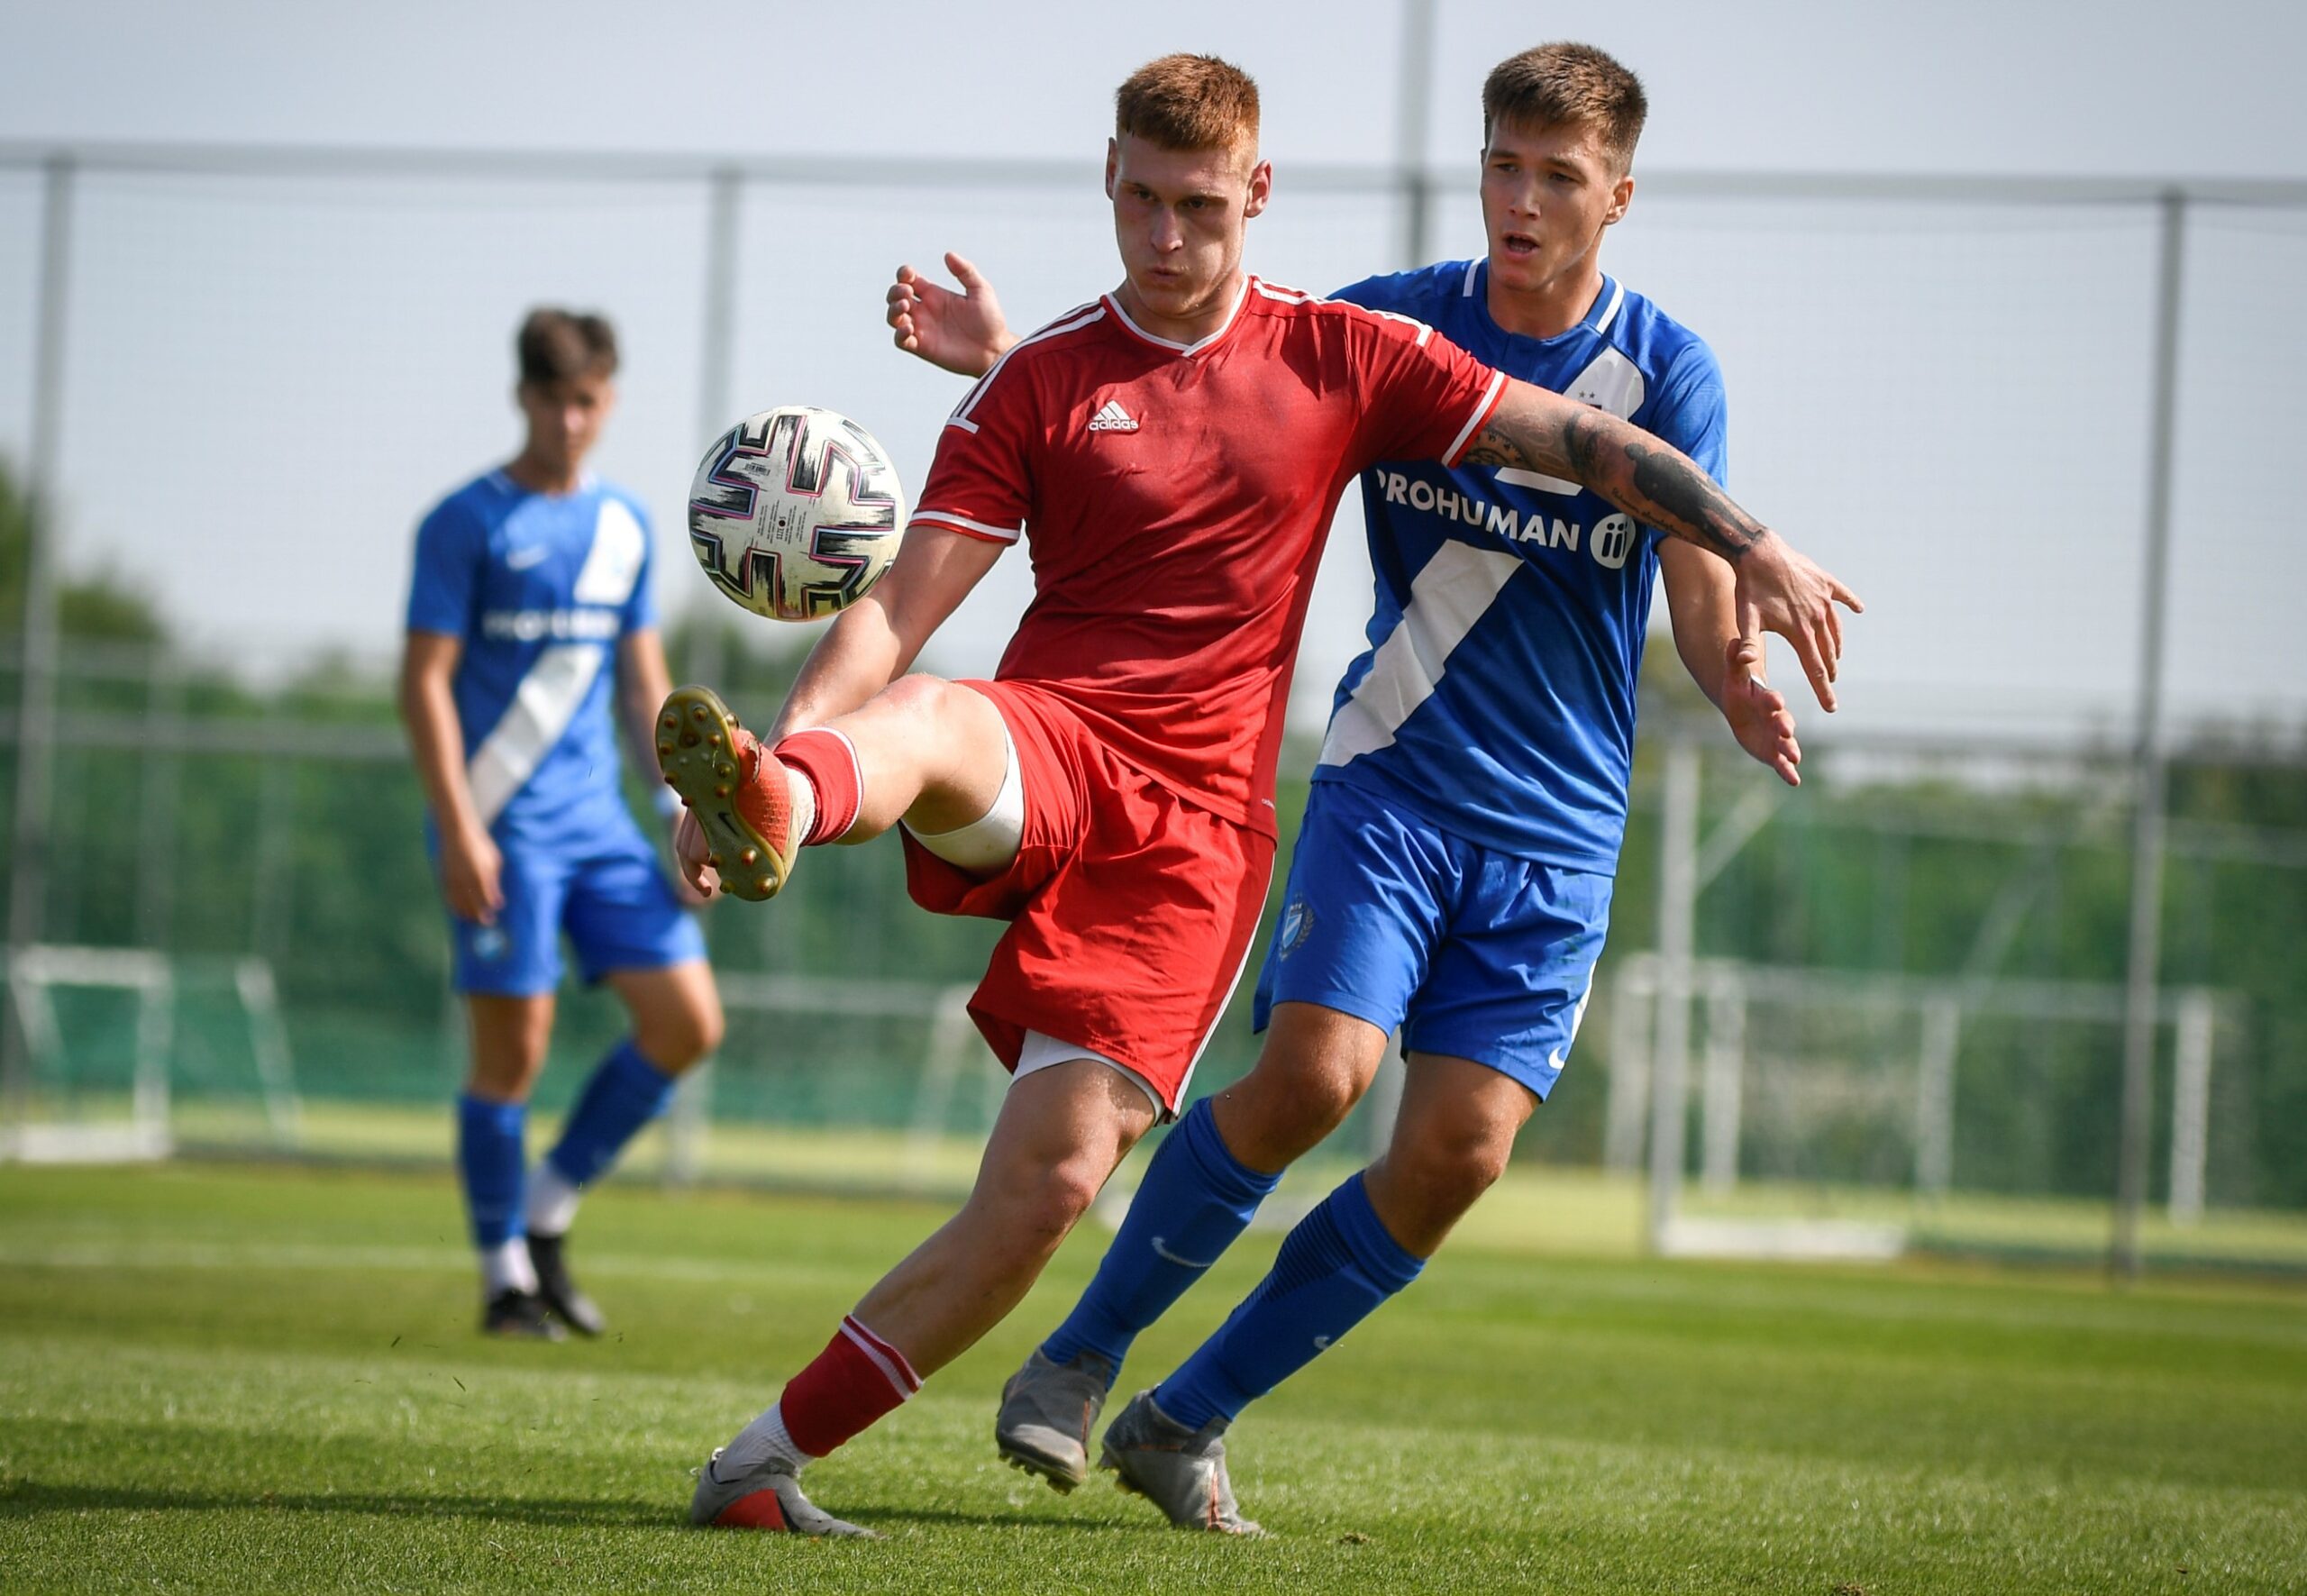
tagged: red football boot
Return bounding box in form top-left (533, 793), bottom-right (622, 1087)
top-left (655, 685), bottom-right (798, 902)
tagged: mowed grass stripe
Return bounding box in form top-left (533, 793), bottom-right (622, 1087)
top-left (7, 1336), bottom-right (2302, 1595)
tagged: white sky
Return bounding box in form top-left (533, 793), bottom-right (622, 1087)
top-left (10, 0), bottom-right (2306, 177)
top-left (3, 0), bottom-right (2304, 744)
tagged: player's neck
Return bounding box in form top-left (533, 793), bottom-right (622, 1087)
top-left (1111, 271), bottom-right (1247, 349)
top-left (1484, 260), bottom-right (1606, 342)
top-left (503, 450), bottom-right (585, 497)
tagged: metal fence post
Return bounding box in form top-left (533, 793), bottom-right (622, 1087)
top-left (1915, 993), bottom-right (1961, 1197)
top-left (1363, 1034), bottom-right (1406, 1160)
top-left (138, 644), bottom-right (184, 950)
top-left (696, 166), bottom-right (742, 454)
top-left (1603, 955), bottom-right (1655, 1172)
top-left (1647, 736), bottom-right (1700, 1254)
top-left (251, 702), bottom-right (298, 962)
top-left (1394, 0), bottom-right (1436, 269)
top-left (2112, 191), bottom-right (2187, 1280)
top-left (2166, 990), bottom-right (2214, 1225)
top-left (1700, 966), bottom-right (1746, 1194)
top-left (684, 166), bottom-right (743, 690)
top-left (3, 155), bottom-right (76, 1125)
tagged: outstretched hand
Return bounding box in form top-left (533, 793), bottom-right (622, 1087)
top-left (672, 807), bottom-right (719, 899)
top-left (666, 810), bottom-right (714, 905)
top-left (1719, 636), bottom-right (1801, 787)
top-left (886, 252), bottom-right (1011, 378)
top-left (1732, 534), bottom-right (1864, 713)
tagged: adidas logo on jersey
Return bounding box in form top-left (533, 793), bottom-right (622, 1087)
top-left (1086, 399), bottom-right (1140, 433)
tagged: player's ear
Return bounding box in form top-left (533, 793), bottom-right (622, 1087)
top-left (1605, 172), bottom-right (1634, 226)
top-left (1243, 158), bottom-right (1272, 221)
top-left (1103, 137), bottom-right (1119, 198)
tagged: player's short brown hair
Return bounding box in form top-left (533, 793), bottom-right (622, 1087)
top-left (1482, 43), bottom-right (1647, 173)
top-left (515, 307), bottom-right (619, 387)
top-left (1115, 54), bottom-right (1261, 158)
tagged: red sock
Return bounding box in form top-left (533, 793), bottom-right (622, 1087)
top-left (772, 728), bottom-right (863, 846)
top-left (779, 1315), bottom-right (921, 1458)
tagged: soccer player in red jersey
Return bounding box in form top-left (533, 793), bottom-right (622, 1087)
top-left (672, 54), bottom-right (1856, 1537)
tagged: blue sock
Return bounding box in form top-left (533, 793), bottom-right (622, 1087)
top-left (1040, 1096), bottom-right (1281, 1376)
top-left (1154, 1171), bottom-right (1424, 1430)
top-left (457, 1093), bottom-right (528, 1248)
top-left (544, 1039), bottom-right (679, 1190)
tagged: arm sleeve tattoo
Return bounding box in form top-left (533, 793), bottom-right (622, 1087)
top-left (1465, 400), bottom-right (1765, 563)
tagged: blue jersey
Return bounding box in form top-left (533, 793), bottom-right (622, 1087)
top-left (406, 470), bottom-right (657, 846)
top-left (1318, 261), bottom-right (1727, 872)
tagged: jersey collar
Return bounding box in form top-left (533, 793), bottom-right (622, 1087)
top-left (1464, 260), bottom-right (1624, 343)
top-left (490, 467), bottom-right (599, 501)
top-left (1101, 274), bottom-right (1254, 358)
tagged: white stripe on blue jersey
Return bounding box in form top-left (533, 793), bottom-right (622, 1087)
top-left (1317, 262), bottom-right (1728, 872)
top-left (407, 473), bottom-right (656, 842)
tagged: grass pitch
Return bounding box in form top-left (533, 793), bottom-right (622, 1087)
top-left (2, 1163), bottom-right (2302, 1593)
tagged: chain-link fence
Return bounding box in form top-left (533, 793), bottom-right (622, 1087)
top-left (2, 144), bottom-right (2303, 1262)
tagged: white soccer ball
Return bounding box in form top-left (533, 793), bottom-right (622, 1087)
top-left (686, 406), bottom-right (907, 622)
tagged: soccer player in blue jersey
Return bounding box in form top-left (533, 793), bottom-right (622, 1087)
top-left (885, 43), bottom-right (1839, 1528)
top-left (400, 309), bottom-right (724, 1339)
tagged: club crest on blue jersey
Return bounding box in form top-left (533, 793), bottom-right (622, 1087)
top-left (1278, 899), bottom-right (1315, 958)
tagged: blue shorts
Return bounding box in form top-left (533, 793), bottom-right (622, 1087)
top-left (442, 820), bottom-right (705, 997)
top-left (1252, 780), bottom-right (1613, 1099)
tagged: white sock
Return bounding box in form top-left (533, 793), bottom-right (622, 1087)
top-left (525, 1161), bottom-right (581, 1236)
top-left (717, 1401), bottom-right (816, 1477)
top-left (783, 760), bottom-right (816, 850)
top-left (480, 1236), bottom-right (538, 1298)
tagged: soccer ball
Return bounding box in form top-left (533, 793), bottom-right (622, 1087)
top-left (686, 406), bottom-right (907, 621)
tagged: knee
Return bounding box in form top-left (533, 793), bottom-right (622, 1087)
top-left (987, 1157), bottom-right (1107, 1260)
top-left (1222, 1050), bottom-right (1369, 1163)
top-left (465, 1048), bottom-right (547, 1104)
top-left (463, 995), bottom-right (555, 1101)
top-left (1387, 1132), bottom-right (1512, 1227)
top-left (634, 1008), bottom-right (721, 1073)
top-left (879, 672), bottom-right (962, 725)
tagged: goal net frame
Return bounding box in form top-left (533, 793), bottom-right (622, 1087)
top-left (1605, 950), bottom-right (2234, 1260)
top-left (1, 944), bottom-right (300, 1163)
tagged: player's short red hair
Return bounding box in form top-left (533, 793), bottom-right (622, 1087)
top-left (1115, 54), bottom-right (1260, 159)
top-left (1482, 43), bottom-right (1647, 174)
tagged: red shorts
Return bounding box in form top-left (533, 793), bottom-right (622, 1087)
top-left (899, 679), bottom-right (1273, 1115)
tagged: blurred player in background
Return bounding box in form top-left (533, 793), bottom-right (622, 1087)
top-left (671, 54), bottom-right (1851, 1536)
top-left (399, 309), bottom-right (723, 1340)
top-left (889, 43), bottom-right (1842, 1531)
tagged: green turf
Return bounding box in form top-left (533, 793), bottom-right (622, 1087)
top-left (2, 1164), bottom-right (2302, 1593)
top-left (161, 1095), bottom-right (2307, 1272)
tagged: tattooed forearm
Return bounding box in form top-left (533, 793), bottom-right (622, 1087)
top-left (1621, 436), bottom-right (1764, 561)
top-left (1466, 389), bottom-right (1769, 562)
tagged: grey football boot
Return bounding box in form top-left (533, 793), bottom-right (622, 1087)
top-left (1098, 1389), bottom-right (1264, 1536)
top-left (688, 1447), bottom-right (878, 1538)
top-left (995, 1346), bottom-right (1117, 1491)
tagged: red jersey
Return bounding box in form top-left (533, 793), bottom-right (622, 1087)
top-left (910, 278), bottom-right (1505, 835)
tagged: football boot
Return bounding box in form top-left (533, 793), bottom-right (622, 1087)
top-left (524, 1232), bottom-right (606, 1337)
top-left (1099, 1390), bottom-right (1263, 1536)
top-left (480, 1288), bottom-right (565, 1341)
top-left (994, 1346), bottom-right (1116, 1492)
top-left (655, 686), bottom-right (796, 902)
top-left (688, 1447), bottom-right (877, 1537)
